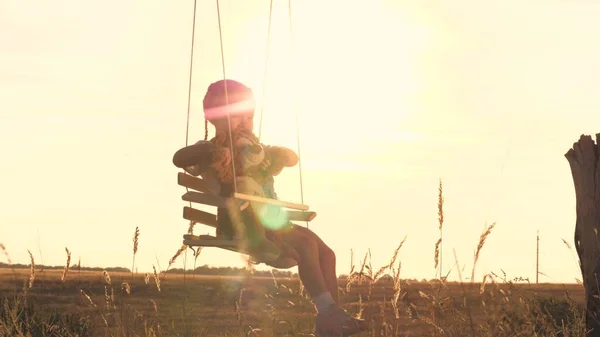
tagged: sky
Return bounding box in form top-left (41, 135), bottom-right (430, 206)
top-left (1, 0), bottom-right (600, 284)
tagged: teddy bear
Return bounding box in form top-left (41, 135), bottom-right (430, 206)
top-left (210, 129), bottom-right (297, 193)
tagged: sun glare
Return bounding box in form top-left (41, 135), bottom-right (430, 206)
top-left (221, 1), bottom-right (434, 169)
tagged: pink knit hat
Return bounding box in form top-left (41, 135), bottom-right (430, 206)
top-left (203, 79), bottom-right (256, 121)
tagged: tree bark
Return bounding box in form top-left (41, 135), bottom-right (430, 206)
top-left (565, 133), bottom-right (600, 336)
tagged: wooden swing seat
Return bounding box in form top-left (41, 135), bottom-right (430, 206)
top-left (183, 234), bottom-right (246, 252)
top-left (178, 172), bottom-right (316, 256)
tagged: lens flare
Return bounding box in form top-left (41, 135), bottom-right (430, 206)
top-left (254, 203), bottom-right (289, 230)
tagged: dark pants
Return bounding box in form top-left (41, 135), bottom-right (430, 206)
top-left (216, 183), bottom-right (260, 239)
top-left (216, 207), bottom-right (235, 238)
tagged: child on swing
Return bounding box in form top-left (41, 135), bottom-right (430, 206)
top-left (198, 79), bottom-right (297, 263)
top-left (173, 79), bottom-right (368, 336)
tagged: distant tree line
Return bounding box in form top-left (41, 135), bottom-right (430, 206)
top-left (0, 262), bottom-right (130, 273)
top-left (0, 262), bottom-right (433, 283)
top-left (0, 262), bottom-right (298, 278)
top-left (165, 265), bottom-right (299, 278)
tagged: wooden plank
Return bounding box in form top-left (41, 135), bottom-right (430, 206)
top-left (182, 191), bottom-right (226, 207)
top-left (178, 173), bottom-right (311, 212)
top-left (182, 191), bottom-right (249, 210)
top-left (183, 234), bottom-right (240, 248)
top-left (183, 206), bottom-right (314, 230)
top-left (183, 207), bottom-right (217, 227)
top-left (182, 235), bottom-right (298, 269)
top-left (182, 234), bottom-right (260, 257)
top-left (177, 172), bottom-right (218, 194)
top-left (287, 211), bottom-right (317, 222)
top-left (182, 191), bottom-right (235, 208)
top-left (233, 192), bottom-right (309, 211)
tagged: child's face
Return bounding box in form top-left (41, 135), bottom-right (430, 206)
top-left (213, 111), bottom-right (254, 133)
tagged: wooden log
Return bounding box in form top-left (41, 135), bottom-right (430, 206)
top-left (183, 207), bottom-right (217, 227)
top-left (233, 192), bottom-right (309, 211)
top-left (565, 133), bottom-right (600, 335)
top-left (177, 172), bottom-right (219, 194)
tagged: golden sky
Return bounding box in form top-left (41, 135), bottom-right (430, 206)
top-left (2, 0), bottom-right (600, 283)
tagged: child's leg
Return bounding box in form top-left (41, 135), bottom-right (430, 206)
top-left (281, 227), bottom-right (330, 300)
top-left (291, 225), bottom-right (339, 301)
top-left (278, 226), bottom-right (368, 335)
top-left (216, 207), bottom-right (235, 238)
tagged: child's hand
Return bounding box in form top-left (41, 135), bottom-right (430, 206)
top-left (259, 155), bottom-right (285, 176)
top-left (259, 152), bottom-right (284, 175)
top-left (267, 160), bottom-right (285, 176)
top-left (259, 157), bottom-right (272, 170)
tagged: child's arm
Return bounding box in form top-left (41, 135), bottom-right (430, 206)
top-left (173, 141), bottom-right (217, 175)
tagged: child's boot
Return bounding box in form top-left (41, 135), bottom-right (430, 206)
top-left (314, 304), bottom-right (369, 336)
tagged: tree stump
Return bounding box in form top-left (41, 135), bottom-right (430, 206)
top-left (565, 133), bottom-right (600, 335)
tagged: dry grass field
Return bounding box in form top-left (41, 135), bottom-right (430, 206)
top-left (0, 251), bottom-right (587, 337)
top-left (0, 183), bottom-right (588, 336)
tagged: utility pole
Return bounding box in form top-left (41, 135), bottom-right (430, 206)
top-left (536, 230), bottom-right (539, 284)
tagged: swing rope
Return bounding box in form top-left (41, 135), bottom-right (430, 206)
top-left (185, 0), bottom-right (198, 147)
top-left (258, 0), bottom-right (274, 141)
top-left (183, 0), bottom-right (199, 205)
top-left (182, 0), bottom-right (199, 286)
top-left (215, 0), bottom-right (239, 194)
top-left (184, 0), bottom-right (307, 224)
top-left (287, 0), bottom-right (307, 228)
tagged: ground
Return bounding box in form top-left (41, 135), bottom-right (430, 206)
top-left (0, 267), bottom-right (586, 337)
